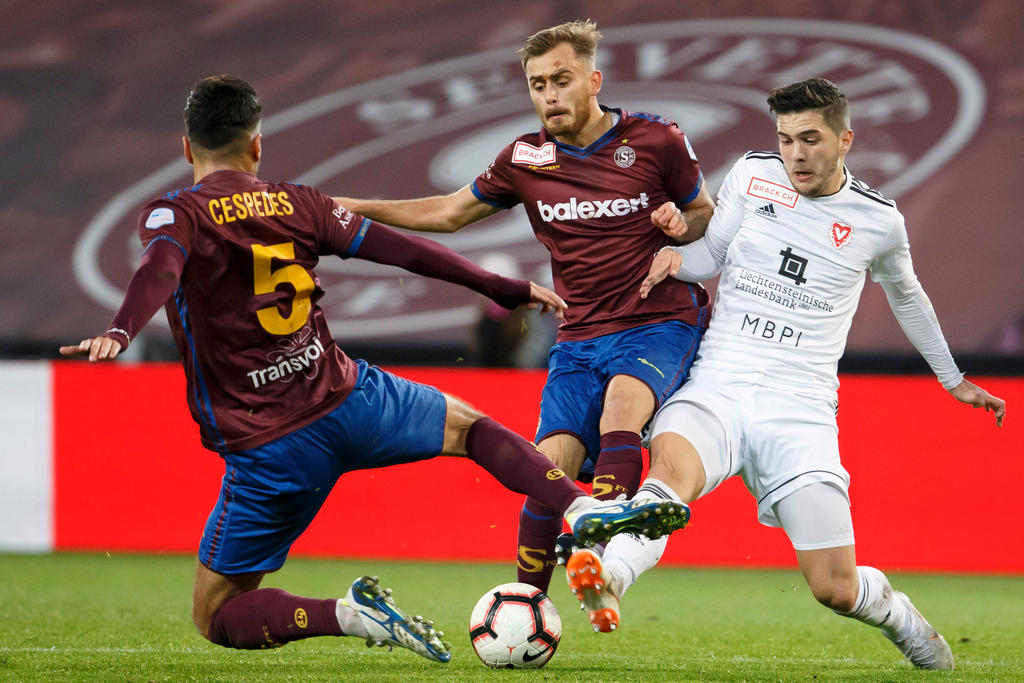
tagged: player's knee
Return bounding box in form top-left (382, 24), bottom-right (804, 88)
top-left (809, 578), bottom-right (858, 613)
top-left (442, 394), bottom-right (485, 453)
top-left (192, 602), bottom-right (214, 642)
top-left (648, 435), bottom-right (705, 502)
top-left (198, 601), bottom-right (237, 647)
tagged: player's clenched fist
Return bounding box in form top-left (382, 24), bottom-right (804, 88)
top-left (639, 247), bottom-right (683, 300)
top-left (651, 201), bottom-right (689, 240)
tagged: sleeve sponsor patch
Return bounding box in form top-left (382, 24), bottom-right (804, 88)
top-left (144, 207), bottom-right (175, 229)
top-left (683, 134), bottom-right (698, 162)
top-left (332, 205), bottom-right (355, 231)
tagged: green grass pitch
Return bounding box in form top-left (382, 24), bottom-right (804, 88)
top-left (1, 553), bottom-right (1021, 681)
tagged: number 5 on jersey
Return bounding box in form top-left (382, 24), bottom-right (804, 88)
top-left (251, 243), bottom-right (314, 335)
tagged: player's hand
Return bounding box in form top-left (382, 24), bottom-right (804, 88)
top-left (949, 378), bottom-right (1005, 427)
top-left (640, 248), bottom-right (682, 299)
top-left (651, 201), bottom-right (689, 240)
top-left (523, 282), bottom-right (567, 319)
top-left (59, 336), bottom-right (123, 362)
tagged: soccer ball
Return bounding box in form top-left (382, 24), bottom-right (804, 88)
top-left (469, 582), bottom-right (561, 668)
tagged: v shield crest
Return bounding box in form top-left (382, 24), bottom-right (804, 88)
top-left (829, 222), bottom-right (854, 249)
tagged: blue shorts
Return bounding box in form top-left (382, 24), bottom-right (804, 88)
top-left (199, 360), bottom-right (446, 574)
top-left (535, 321), bottom-right (703, 479)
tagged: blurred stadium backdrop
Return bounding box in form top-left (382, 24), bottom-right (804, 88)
top-left (1, 1), bottom-right (1021, 571)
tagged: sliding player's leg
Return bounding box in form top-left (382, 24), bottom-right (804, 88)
top-left (781, 484), bottom-right (954, 670)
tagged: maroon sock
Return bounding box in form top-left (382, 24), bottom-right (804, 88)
top-left (592, 431), bottom-right (644, 501)
top-left (516, 497), bottom-right (562, 591)
top-left (465, 417), bottom-right (585, 515)
top-left (208, 588), bottom-right (342, 649)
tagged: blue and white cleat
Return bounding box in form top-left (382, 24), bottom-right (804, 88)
top-left (568, 498), bottom-right (690, 547)
top-left (342, 575), bottom-right (451, 663)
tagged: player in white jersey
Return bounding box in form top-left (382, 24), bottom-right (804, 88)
top-left (565, 78), bottom-right (1006, 670)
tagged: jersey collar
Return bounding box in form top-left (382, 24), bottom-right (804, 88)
top-left (545, 105), bottom-right (624, 159)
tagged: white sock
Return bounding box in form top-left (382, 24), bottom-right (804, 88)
top-left (336, 598), bottom-right (369, 638)
top-left (836, 566), bottom-right (909, 634)
top-left (602, 478), bottom-right (681, 597)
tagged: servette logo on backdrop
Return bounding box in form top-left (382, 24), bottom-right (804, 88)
top-left (77, 19), bottom-right (984, 341)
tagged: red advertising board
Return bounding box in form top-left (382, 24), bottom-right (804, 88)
top-left (53, 364), bottom-right (1023, 572)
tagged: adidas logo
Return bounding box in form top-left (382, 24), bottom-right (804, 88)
top-left (755, 203), bottom-right (778, 219)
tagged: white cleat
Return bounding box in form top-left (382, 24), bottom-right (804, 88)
top-left (342, 575), bottom-right (451, 663)
top-left (882, 591), bottom-right (954, 670)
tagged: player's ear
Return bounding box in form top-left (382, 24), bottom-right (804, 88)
top-left (249, 133), bottom-right (262, 163)
top-left (182, 136), bottom-right (194, 165)
top-left (590, 68), bottom-right (602, 97)
top-left (839, 128), bottom-right (853, 157)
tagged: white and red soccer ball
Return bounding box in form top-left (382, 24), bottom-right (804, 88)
top-left (469, 582), bottom-right (562, 668)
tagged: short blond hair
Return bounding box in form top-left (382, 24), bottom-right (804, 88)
top-left (518, 19), bottom-right (602, 70)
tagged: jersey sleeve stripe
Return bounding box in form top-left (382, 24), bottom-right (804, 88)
top-left (341, 217), bottom-right (372, 258)
top-left (173, 286), bottom-right (227, 451)
top-left (679, 170), bottom-right (704, 204)
top-left (144, 234), bottom-right (188, 259)
top-left (470, 181), bottom-right (512, 209)
top-left (744, 150), bottom-right (782, 160)
top-left (849, 185), bottom-right (895, 207)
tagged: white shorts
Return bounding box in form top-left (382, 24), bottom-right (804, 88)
top-left (649, 372), bottom-right (850, 528)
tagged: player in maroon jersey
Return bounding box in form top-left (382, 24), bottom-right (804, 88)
top-left (334, 20), bottom-right (714, 592)
top-left (60, 75), bottom-right (690, 662)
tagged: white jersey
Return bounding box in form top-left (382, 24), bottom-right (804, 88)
top-left (670, 152), bottom-right (961, 400)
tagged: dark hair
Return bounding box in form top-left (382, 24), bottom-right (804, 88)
top-left (183, 75), bottom-right (262, 152)
top-left (518, 19), bottom-right (602, 70)
top-left (767, 78), bottom-right (850, 134)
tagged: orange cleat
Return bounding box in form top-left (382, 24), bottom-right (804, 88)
top-left (565, 549), bottom-right (620, 633)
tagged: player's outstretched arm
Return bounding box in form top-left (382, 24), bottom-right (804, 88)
top-left (58, 238), bottom-right (186, 363)
top-left (651, 184), bottom-right (715, 243)
top-left (948, 378), bottom-right (1006, 427)
top-left (333, 184), bottom-right (499, 234)
top-left (345, 220), bottom-right (550, 311)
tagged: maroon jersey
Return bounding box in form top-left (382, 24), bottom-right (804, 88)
top-left (137, 170), bottom-right (366, 452)
top-left (472, 107), bottom-right (710, 342)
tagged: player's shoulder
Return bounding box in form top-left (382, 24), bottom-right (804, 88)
top-left (139, 182), bottom-right (204, 230)
top-left (843, 175), bottom-right (902, 237)
top-left (621, 108), bottom-right (676, 128)
top-left (149, 181), bottom-right (205, 207)
top-left (619, 109), bottom-right (684, 142)
top-left (847, 175), bottom-right (897, 209)
top-left (742, 150), bottom-right (785, 166)
top-left (726, 151), bottom-right (785, 181)
top-left (272, 179), bottom-right (319, 201)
